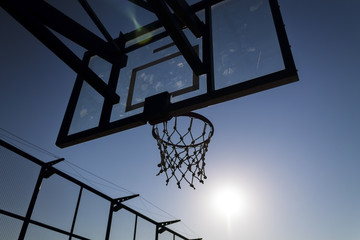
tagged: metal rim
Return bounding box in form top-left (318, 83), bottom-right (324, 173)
top-left (152, 112), bottom-right (214, 148)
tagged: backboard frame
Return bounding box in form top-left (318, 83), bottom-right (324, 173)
top-left (57, 0), bottom-right (297, 148)
top-left (0, 0), bottom-right (298, 148)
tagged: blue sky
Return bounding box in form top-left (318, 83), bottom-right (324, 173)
top-left (1, 0), bottom-right (360, 240)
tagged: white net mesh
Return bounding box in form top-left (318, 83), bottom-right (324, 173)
top-left (152, 112), bottom-right (214, 189)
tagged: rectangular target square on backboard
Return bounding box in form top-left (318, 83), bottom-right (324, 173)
top-left (125, 45), bottom-right (200, 112)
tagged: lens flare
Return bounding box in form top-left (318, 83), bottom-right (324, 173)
top-left (128, 11), bottom-right (153, 45)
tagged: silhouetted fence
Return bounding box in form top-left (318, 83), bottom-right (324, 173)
top-left (0, 139), bottom-right (195, 240)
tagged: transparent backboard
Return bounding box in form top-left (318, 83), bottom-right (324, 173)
top-left (52, 0), bottom-right (298, 147)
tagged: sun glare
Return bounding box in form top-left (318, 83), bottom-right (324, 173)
top-left (213, 186), bottom-right (248, 218)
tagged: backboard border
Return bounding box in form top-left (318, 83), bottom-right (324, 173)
top-left (55, 0), bottom-right (298, 148)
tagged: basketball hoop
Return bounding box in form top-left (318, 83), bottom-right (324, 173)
top-left (152, 112), bottom-right (214, 189)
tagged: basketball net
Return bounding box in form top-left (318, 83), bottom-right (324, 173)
top-left (152, 112), bottom-right (214, 189)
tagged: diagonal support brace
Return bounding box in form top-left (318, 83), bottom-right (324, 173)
top-left (165, 0), bottom-right (205, 38)
top-left (112, 194), bottom-right (140, 212)
top-left (157, 219), bottom-right (181, 233)
top-left (42, 158), bottom-right (65, 179)
top-left (147, 0), bottom-right (205, 76)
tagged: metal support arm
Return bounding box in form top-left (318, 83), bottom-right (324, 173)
top-left (0, 0), bottom-right (122, 103)
top-left (147, 0), bottom-right (205, 76)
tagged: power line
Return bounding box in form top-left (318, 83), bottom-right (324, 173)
top-left (0, 128), bottom-right (60, 159)
top-left (64, 160), bottom-right (135, 195)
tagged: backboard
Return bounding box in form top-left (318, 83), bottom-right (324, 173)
top-left (0, 0), bottom-right (298, 147)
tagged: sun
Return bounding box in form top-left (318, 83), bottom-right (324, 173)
top-left (212, 186), bottom-right (248, 218)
